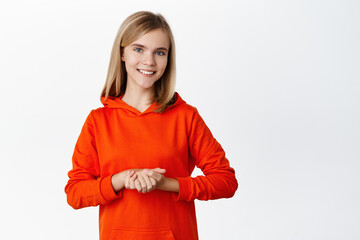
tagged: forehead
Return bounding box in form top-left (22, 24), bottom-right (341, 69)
top-left (131, 28), bottom-right (170, 49)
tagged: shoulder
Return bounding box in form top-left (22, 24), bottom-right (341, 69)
top-left (84, 106), bottom-right (112, 123)
top-left (176, 102), bottom-right (197, 113)
top-left (91, 106), bottom-right (108, 114)
top-left (166, 101), bottom-right (200, 122)
top-left (170, 92), bottom-right (199, 115)
top-left (172, 95), bottom-right (208, 127)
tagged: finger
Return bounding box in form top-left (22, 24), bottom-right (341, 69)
top-left (137, 175), bottom-right (147, 193)
top-left (129, 173), bottom-right (137, 189)
top-left (152, 168), bottom-right (166, 173)
top-left (144, 169), bottom-right (164, 182)
top-left (134, 179), bottom-right (142, 192)
top-left (127, 171), bottom-right (135, 182)
top-left (148, 171), bottom-right (162, 182)
top-left (141, 173), bottom-right (153, 193)
top-left (125, 171), bottom-right (132, 189)
top-left (144, 169), bottom-right (163, 178)
top-left (124, 175), bottom-right (129, 189)
top-left (142, 170), bottom-right (158, 191)
top-left (149, 177), bottom-right (156, 190)
top-left (143, 169), bottom-right (154, 177)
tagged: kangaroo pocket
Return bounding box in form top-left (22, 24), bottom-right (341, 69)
top-left (109, 227), bottom-right (176, 240)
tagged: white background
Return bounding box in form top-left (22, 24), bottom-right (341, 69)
top-left (0, 0), bottom-right (359, 239)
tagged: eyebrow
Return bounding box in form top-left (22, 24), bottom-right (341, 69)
top-left (130, 43), bottom-right (168, 52)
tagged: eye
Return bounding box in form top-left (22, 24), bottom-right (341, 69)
top-left (156, 51), bottom-right (165, 56)
top-left (134, 48), bottom-right (142, 53)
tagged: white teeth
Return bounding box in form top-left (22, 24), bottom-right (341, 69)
top-left (138, 69), bottom-right (155, 75)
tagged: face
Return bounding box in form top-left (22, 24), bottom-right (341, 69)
top-left (121, 28), bottom-right (170, 91)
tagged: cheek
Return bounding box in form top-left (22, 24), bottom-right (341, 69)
top-left (124, 57), bottom-right (139, 71)
top-left (158, 58), bottom-right (168, 71)
top-left (126, 55), bottom-right (138, 65)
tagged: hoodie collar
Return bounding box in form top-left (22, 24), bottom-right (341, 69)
top-left (101, 91), bottom-right (186, 117)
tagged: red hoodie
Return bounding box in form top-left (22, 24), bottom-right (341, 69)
top-left (65, 91), bottom-right (238, 240)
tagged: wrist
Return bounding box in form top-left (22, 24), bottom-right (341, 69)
top-left (156, 176), bottom-right (167, 190)
top-left (111, 171), bottom-right (126, 193)
top-left (157, 177), bottom-right (179, 193)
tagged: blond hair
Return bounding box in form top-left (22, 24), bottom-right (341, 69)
top-left (100, 11), bottom-right (177, 113)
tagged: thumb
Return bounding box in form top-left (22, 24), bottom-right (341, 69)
top-left (152, 168), bottom-right (166, 173)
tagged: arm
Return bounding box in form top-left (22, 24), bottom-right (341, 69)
top-left (64, 111), bottom-right (123, 209)
top-left (119, 168), bottom-right (166, 193)
top-left (124, 168), bottom-right (179, 193)
top-left (157, 177), bottom-right (179, 192)
top-left (172, 108), bottom-right (238, 201)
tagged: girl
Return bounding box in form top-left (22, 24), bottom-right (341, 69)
top-left (65, 10), bottom-right (238, 240)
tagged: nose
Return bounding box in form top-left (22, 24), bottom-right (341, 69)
top-left (142, 52), bottom-right (155, 66)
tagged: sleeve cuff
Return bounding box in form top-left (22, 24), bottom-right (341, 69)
top-left (99, 174), bottom-right (123, 202)
top-left (172, 177), bottom-right (191, 201)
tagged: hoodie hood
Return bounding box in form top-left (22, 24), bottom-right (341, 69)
top-left (101, 91), bottom-right (186, 117)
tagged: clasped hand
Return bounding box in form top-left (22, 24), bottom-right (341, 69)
top-left (124, 168), bottom-right (166, 193)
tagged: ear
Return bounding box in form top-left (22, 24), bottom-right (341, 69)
top-left (121, 55), bottom-right (125, 61)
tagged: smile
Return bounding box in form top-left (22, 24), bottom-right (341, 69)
top-left (137, 69), bottom-right (156, 75)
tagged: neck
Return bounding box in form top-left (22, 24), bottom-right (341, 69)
top-left (121, 84), bottom-right (155, 109)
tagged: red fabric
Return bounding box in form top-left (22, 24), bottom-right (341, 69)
top-left (65, 91), bottom-right (238, 240)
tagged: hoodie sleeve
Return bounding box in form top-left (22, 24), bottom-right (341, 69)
top-left (64, 110), bottom-right (122, 209)
top-left (172, 108), bottom-right (238, 201)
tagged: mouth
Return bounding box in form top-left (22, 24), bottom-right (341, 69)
top-left (137, 69), bottom-right (156, 76)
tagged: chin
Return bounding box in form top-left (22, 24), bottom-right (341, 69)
top-left (140, 79), bottom-right (160, 87)
top-left (137, 82), bottom-right (155, 89)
